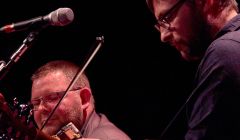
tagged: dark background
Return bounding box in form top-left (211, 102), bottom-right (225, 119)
top-left (0, 0), bottom-right (231, 139)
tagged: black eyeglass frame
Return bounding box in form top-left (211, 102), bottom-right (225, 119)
top-left (155, 0), bottom-right (187, 31)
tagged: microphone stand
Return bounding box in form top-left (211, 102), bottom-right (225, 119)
top-left (0, 31), bottom-right (39, 81)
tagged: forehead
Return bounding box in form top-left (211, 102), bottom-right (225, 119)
top-left (32, 71), bottom-right (69, 94)
top-left (152, 0), bottom-right (178, 18)
top-left (38, 71), bottom-right (67, 82)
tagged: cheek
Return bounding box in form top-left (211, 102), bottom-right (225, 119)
top-left (177, 18), bottom-right (195, 40)
top-left (34, 112), bottom-right (42, 127)
top-left (56, 99), bottom-right (83, 125)
top-left (173, 5), bottom-right (200, 42)
top-left (58, 97), bottom-right (82, 115)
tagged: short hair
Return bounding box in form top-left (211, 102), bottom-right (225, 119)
top-left (146, 0), bottom-right (239, 14)
top-left (31, 60), bottom-right (90, 89)
top-left (228, 0), bottom-right (239, 12)
top-left (31, 60), bottom-right (95, 105)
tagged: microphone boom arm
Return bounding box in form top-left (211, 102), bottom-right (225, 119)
top-left (0, 30), bottom-right (39, 81)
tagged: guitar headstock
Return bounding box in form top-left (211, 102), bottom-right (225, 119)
top-left (0, 93), bottom-right (82, 140)
top-left (0, 93), bottom-right (62, 140)
top-left (0, 93), bottom-right (36, 140)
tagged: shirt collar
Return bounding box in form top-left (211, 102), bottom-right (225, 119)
top-left (215, 14), bottom-right (240, 39)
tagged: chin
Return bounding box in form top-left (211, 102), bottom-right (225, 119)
top-left (181, 52), bottom-right (200, 61)
top-left (42, 126), bottom-right (59, 136)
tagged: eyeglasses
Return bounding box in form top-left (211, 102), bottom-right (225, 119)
top-left (31, 87), bottom-right (81, 111)
top-left (155, 0), bottom-right (186, 31)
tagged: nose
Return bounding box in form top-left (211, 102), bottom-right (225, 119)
top-left (37, 100), bottom-right (51, 112)
top-left (160, 28), bottom-right (172, 43)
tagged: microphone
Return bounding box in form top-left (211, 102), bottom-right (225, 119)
top-left (0, 7), bottom-right (74, 33)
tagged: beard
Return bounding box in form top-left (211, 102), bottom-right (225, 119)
top-left (176, 26), bottom-right (211, 62)
top-left (187, 30), bottom-right (211, 61)
top-left (41, 104), bottom-right (84, 136)
top-left (184, 8), bottom-right (212, 61)
top-left (42, 124), bottom-right (58, 135)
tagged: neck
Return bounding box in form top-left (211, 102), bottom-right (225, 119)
top-left (208, 9), bottom-right (238, 38)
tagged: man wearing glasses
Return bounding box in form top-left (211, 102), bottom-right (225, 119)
top-left (146, 0), bottom-right (240, 140)
top-left (31, 60), bottom-right (131, 140)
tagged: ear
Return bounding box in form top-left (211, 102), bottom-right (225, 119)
top-left (202, 0), bottom-right (219, 16)
top-left (79, 88), bottom-right (91, 110)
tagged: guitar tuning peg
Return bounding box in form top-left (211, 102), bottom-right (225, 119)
top-left (13, 97), bottom-right (19, 106)
top-left (26, 110), bottom-right (34, 125)
top-left (0, 96), bottom-right (36, 140)
top-left (19, 104), bottom-right (28, 112)
top-left (0, 133), bottom-right (9, 140)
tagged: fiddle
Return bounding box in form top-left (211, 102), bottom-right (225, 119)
top-left (0, 36), bottom-right (104, 140)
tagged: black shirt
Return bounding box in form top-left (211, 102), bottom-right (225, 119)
top-left (185, 14), bottom-right (240, 140)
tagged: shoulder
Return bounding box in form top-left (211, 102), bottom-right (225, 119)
top-left (209, 31), bottom-right (240, 58)
top-left (206, 32), bottom-right (240, 66)
top-left (200, 32), bottom-right (240, 77)
top-left (88, 113), bottom-right (131, 140)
